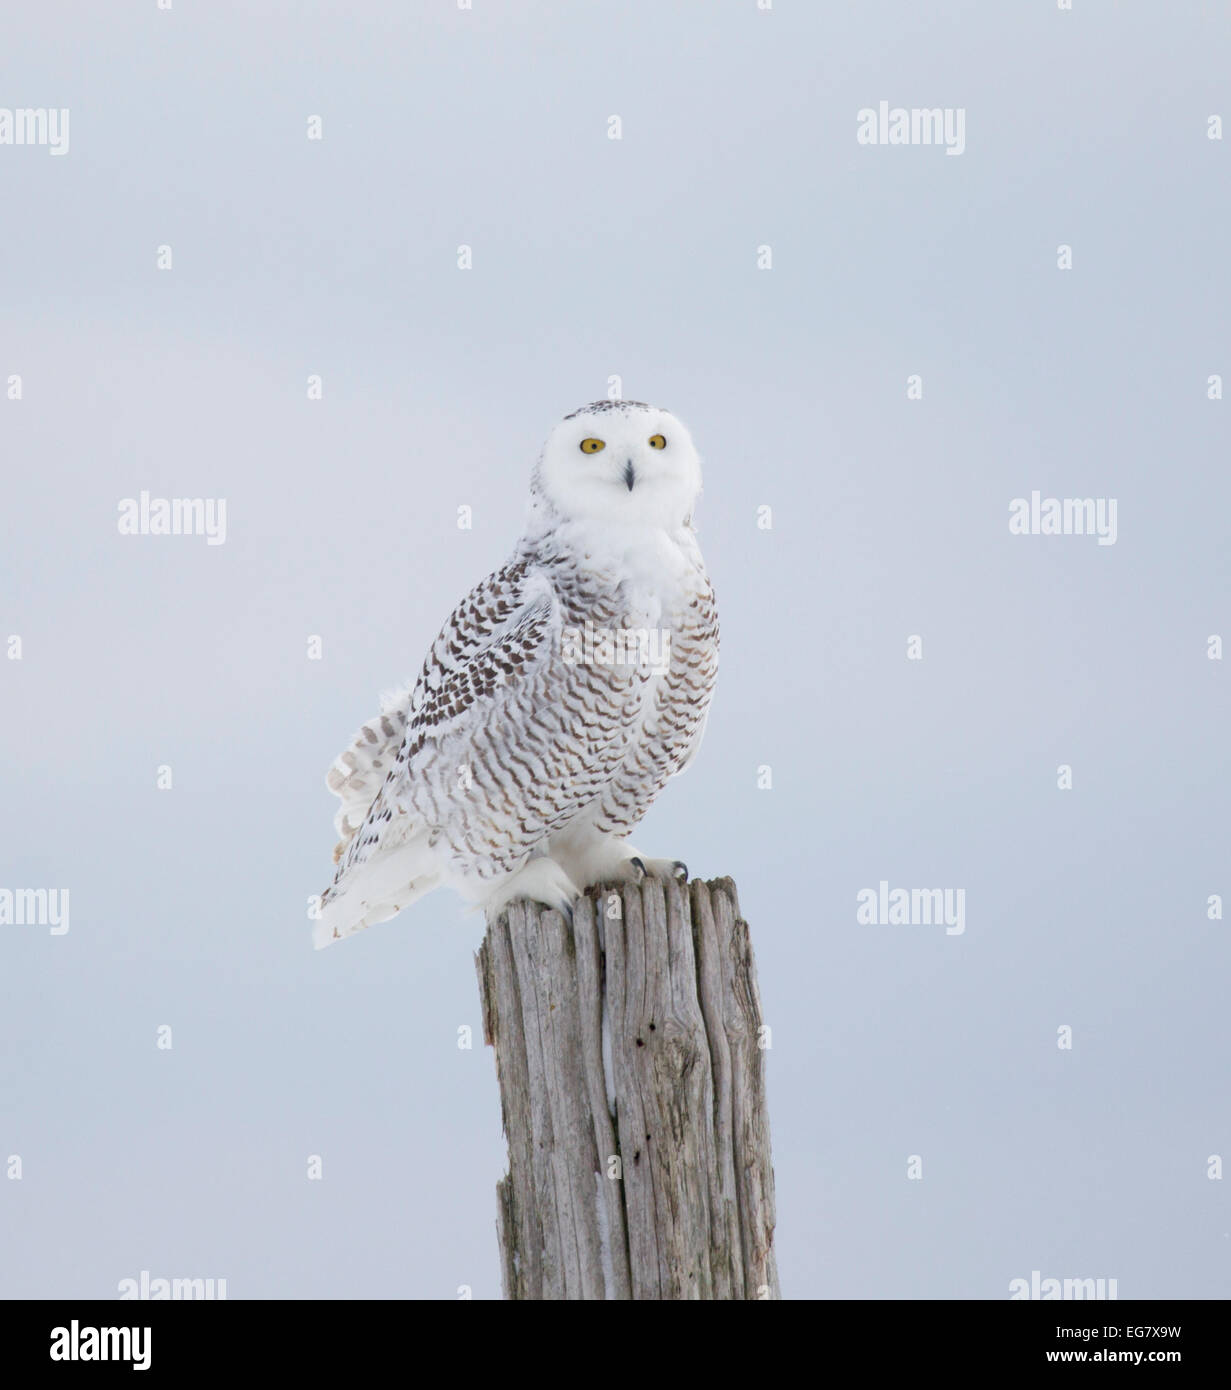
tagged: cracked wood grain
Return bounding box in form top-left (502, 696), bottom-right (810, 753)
top-left (476, 876), bottom-right (779, 1300)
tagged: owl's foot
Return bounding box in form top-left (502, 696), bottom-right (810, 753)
top-left (601, 846), bottom-right (687, 887)
top-left (629, 856), bottom-right (688, 884)
top-left (484, 857), bottom-right (580, 924)
top-left (546, 833), bottom-right (688, 896)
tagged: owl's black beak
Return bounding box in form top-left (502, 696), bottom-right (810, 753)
top-left (623, 460), bottom-right (636, 492)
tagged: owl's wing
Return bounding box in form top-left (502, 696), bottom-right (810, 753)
top-left (316, 559), bottom-right (565, 944)
top-left (402, 560), bottom-right (556, 757)
top-left (665, 571), bottom-right (719, 777)
top-left (672, 706), bottom-right (710, 777)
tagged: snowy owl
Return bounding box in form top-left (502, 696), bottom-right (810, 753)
top-left (313, 400), bottom-right (719, 948)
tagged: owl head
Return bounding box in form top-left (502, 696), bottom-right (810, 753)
top-left (529, 400), bottom-right (703, 532)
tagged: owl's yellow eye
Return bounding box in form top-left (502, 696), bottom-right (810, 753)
top-left (580, 437), bottom-right (606, 453)
top-left (648, 434), bottom-right (666, 449)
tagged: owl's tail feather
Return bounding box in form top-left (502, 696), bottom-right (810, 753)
top-left (325, 699), bottom-right (410, 863)
top-left (312, 836), bottom-right (440, 950)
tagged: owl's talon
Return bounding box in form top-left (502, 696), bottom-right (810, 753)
top-left (620, 854), bottom-right (686, 885)
top-left (484, 857), bottom-right (580, 922)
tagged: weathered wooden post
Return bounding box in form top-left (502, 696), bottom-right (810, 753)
top-left (475, 874), bottom-right (779, 1300)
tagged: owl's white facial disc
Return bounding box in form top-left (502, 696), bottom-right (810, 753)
top-left (531, 401), bottom-right (703, 530)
